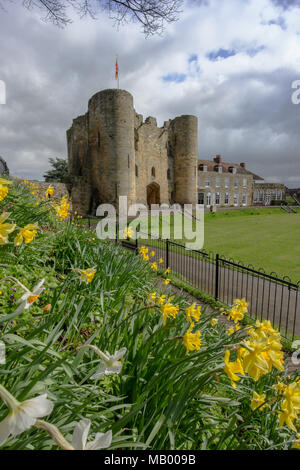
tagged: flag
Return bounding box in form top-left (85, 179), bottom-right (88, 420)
top-left (115, 58), bottom-right (118, 80)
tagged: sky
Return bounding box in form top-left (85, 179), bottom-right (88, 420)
top-left (0, 0), bottom-right (300, 187)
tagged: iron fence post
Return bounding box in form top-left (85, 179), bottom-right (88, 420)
top-left (115, 223), bottom-right (118, 243)
top-left (166, 239), bottom-right (169, 269)
top-left (135, 229), bottom-right (138, 255)
top-left (215, 253), bottom-right (219, 300)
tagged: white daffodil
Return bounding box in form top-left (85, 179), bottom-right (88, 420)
top-left (0, 384), bottom-right (53, 446)
top-left (78, 345), bottom-right (127, 379)
top-left (12, 279), bottom-right (45, 315)
top-left (72, 418), bottom-right (112, 450)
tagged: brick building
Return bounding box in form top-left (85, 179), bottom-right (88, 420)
top-left (197, 155), bottom-right (285, 207)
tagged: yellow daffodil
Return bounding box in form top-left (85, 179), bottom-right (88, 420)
top-left (157, 295), bottom-right (166, 305)
top-left (123, 227), bottom-right (134, 239)
top-left (229, 308), bottom-right (244, 323)
top-left (278, 404), bottom-right (298, 432)
top-left (53, 196), bottom-right (70, 220)
top-left (185, 303), bottom-right (201, 323)
top-left (183, 322), bottom-right (201, 353)
top-left (0, 212), bottom-right (16, 245)
top-left (161, 302), bottom-right (179, 325)
top-left (165, 267), bottom-right (170, 274)
top-left (251, 392), bottom-right (267, 411)
top-left (163, 278), bottom-right (170, 285)
top-left (0, 178), bottom-right (12, 202)
top-left (151, 262), bottom-right (158, 271)
top-left (233, 298), bottom-right (249, 314)
top-left (293, 434), bottom-right (300, 450)
top-left (159, 258), bottom-right (163, 264)
top-left (223, 350), bottom-right (245, 388)
top-left (14, 223), bottom-right (39, 246)
top-left (139, 246), bottom-right (148, 256)
top-left (45, 185), bottom-right (54, 198)
top-left (272, 382), bottom-right (287, 395)
top-left (226, 327), bottom-right (235, 336)
top-left (150, 251), bottom-right (155, 257)
top-left (77, 267), bottom-right (97, 284)
top-left (148, 292), bottom-right (157, 302)
top-left (211, 318), bottom-right (218, 326)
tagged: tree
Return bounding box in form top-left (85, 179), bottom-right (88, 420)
top-left (5, 0), bottom-right (183, 35)
top-left (43, 157), bottom-right (70, 183)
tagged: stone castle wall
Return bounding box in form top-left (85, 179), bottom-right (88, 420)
top-left (67, 89), bottom-right (198, 214)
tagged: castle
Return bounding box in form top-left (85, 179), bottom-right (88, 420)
top-left (67, 89), bottom-right (198, 214)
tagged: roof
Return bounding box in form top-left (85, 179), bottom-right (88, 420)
top-left (198, 159), bottom-right (264, 180)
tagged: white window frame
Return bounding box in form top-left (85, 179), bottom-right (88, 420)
top-left (206, 192), bottom-right (211, 206)
top-left (224, 192), bottom-right (229, 205)
top-left (234, 193), bottom-right (239, 206)
top-left (234, 177), bottom-right (238, 188)
top-left (205, 175), bottom-right (210, 188)
top-left (225, 176), bottom-right (229, 188)
top-left (243, 178), bottom-right (247, 188)
top-left (242, 193), bottom-right (247, 206)
top-left (216, 175), bottom-right (221, 187)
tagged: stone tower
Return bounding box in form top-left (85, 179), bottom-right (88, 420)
top-left (67, 89), bottom-right (198, 214)
top-left (170, 115), bottom-right (198, 206)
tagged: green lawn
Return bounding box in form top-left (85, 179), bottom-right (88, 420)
top-left (140, 208), bottom-right (300, 283)
top-left (202, 208), bottom-right (300, 282)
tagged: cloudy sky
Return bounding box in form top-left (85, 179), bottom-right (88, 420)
top-left (0, 0), bottom-right (300, 187)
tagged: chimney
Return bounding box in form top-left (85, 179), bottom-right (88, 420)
top-left (214, 154), bottom-right (222, 164)
top-left (240, 162), bottom-right (246, 169)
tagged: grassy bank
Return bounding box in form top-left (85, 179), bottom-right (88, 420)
top-left (0, 179), bottom-right (299, 450)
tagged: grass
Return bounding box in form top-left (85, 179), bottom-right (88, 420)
top-left (137, 208), bottom-right (300, 283)
top-left (0, 180), bottom-right (299, 450)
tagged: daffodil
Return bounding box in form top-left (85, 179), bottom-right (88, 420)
top-left (233, 298), bottom-right (248, 313)
top-left (157, 295), bottom-right (166, 305)
top-left (211, 318), bottom-right (218, 326)
top-left (0, 384), bottom-right (53, 446)
top-left (229, 308), bottom-right (244, 323)
top-left (185, 303), bottom-right (201, 323)
top-left (159, 258), bottom-right (163, 264)
top-left (148, 292), bottom-right (157, 302)
top-left (45, 185), bottom-right (54, 198)
top-left (150, 251), bottom-right (155, 257)
top-left (251, 392), bottom-right (267, 411)
top-left (139, 246), bottom-right (148, 256)
top-left (14, 223), bottom-right (39, 246)
top-left (77, 267), bottom-right (96, 284)
top-left (165, 268), bottom-right (170, 274)
top-left (12, 279), bottom-right (45, 315)
top-left (71, 418), bottom-right (112, 450)
top-left (226, 327), bottom-right (235, 336)
top-left (0, 212), bottom-right (16, 245)
top-left (79, 345), bottom-right (127, 379)
top-left (163, 278), bottom-right (170, 285)
top-left (123, 227), bottom-right (134, 239)
top-left (151, 262), bottom-right (158, 271)
top-left (278, 404), bottom-right (298, 432)
top-left (293, 434), bottom-right (300, 450)
top-left (223, 350), bottom-right (245, 388)
top-left (0, 178), bottom-right (12, 203)
top-left (183, 322), bottom-right (201, 353)
top-left (161, 302), bottom-right (179, 325)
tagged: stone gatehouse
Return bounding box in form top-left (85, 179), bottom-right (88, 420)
top-left (67, 88), bottom-right (198, 214)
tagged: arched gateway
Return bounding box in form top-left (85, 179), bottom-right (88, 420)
top-left (147, 182), bottom-right (160, 207)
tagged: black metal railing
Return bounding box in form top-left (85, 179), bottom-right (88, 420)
top-left (74, 214), bottom-right (299, 341)
top-left (135, 237), bottom-right (299, 341)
